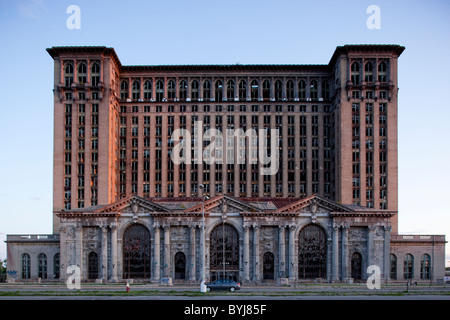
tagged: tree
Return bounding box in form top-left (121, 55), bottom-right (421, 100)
top-left (0, 259), bottom-right (6, 282)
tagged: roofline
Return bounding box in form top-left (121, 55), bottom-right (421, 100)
top-left (47, 44), bottom-right (404, 73)
top-left (328, 44), bottom-right (405, 67)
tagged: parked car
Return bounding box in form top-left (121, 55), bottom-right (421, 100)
top-left (206, 279), bottom-right (241, 292)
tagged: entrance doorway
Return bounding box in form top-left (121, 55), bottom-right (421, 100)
top-left (263, 252), bottom-right (275, 280)
top-left (175, 252), bottom-right (186, 280)
top-left (351, 252), bottom-right (362, 280)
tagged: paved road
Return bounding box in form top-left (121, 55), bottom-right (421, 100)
top-left (1, 283), bottom-right (449, 300)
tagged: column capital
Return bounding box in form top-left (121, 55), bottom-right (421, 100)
top-left (383, 225), bottom-right (392, 232)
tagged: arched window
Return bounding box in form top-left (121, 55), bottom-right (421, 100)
top-left (298, 80), bottom-right (306, 99)
top-left (274, 80), bottom-right (282, 101)
top-left (88, 252), bottom-right (99, 280)
top-left (120, 81), bottom-right (128, 100)
top-left (64, 63), bottom-right (74, 87)
top-left (203, 80), bottom-right (211, 100)
top-left (239, 80), bottom-right (247, 100)
top-left (210, 223), bottom-right (239, 281)
top-left (404, 254), bottom-right (414, 279)
top-left (390, 254), bottom-right (397, 280)
top-left (250, 80), bottom-right (259, 101)
top-left (156, 80), bottom-right (164, 102)
top-left (351, 62), bottom-right (360, 85)
top-left (21, 253), bottom-right (30, 279)
top-left (132, 80), bottom-right (140, 100)
top-left (123, 224), bottom-right (151, 279)
top-left (378, 61), bottom-right (387, 82)
top-left (167, 80), bottom-right (176, 101)
top-left (365, 62), bottom-right (373, 82)
top-left (91, 63), bottom-right (100, 86)
top-left (286, 80), bottom-right (294, 100)
top-left (191, 80), bottom-right (199, 101)
top-left (262, 80), bottom-right (271, 100)
top-left (179, 80), bottom-right (187, 100)
top-left (78, 63), bottom-right (87, 84)
top-left (322, 80), bottom-right (330, 99)
top-left (38, 253), bottom-right (47, 279)
top-left (215, 80), bottom-right (223, 101)
top-left (298, 224), bottom-right (327, 279)
top-left (227, 80), bottom-right (235, 101)
top-left (310, 80), bottom-right (318, 100)
top-left (351, 252), bottom-right (362, 279)
top-left (143, 80), bottom-right (152, 100)
top-left (420, 254), bottom-right (431, 280)
top-left (53, 253), bottom-right (60, 279)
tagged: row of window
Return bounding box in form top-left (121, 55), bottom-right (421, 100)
top-left (18, 251), bottom-right (431, 281)
top-left (390, 253), bottom-right (432, 280)
top-left (119, 78), bottom-right (331, 102)
top-left (350, 60), bottom-right (389, 85)
top-left (119, 104), bottom-right (332, 114)
top-left (64, 62), bottom-right (101, 87)
top-left (21, 253), bottom-right (59, 280)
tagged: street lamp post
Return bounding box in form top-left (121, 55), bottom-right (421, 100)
top-left (198, 184), bottom-right (207, 292)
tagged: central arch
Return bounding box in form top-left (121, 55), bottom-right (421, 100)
top-left (210, 223), bottom-right (239, 281)
top-left (298, 224), bottom-right (327, 279)
top-left (122, 224), bottom-right (151, 279)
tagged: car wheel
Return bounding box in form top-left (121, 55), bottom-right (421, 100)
top-left (206, 287), bottom-right (211, 292)
top-left (229, 287), bottom-right (235, 292)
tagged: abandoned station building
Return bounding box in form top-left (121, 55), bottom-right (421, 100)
top-left (6, 45), bottom-right (446, 284)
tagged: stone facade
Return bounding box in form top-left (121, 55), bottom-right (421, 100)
top-left (5, 44), bottom-right (447, 284)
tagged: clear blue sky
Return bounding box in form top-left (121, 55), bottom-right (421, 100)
top-left (0, 0), bottom-right (449, 266)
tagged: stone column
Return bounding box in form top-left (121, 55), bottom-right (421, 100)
top-left (189, 226), bottom-right (196, 281)
top-left (164, 225), bottom-right (171, 278)
top-left (341, 226), bottom-right (349, 281)
top-left (75, 226), bottom-right (83, 280)
top-left (243, 225), bottom-right (250, 281)
top-left (59, 226), bottom-right (68, 281)
top-left (101, 226), bottom-right (108, 281)
top-left (153, 225), bottom-right (161, 281)
top-left (110, 224), bottom-right (118, 282)
top-left (368, 226), bottom-right (376, 269)
top-left (384, 226), bottom-right (391, 282)
top-left (288, 225), bottom-right (296, 280)
top-left (278, 225), bottom-right (286, 278)
top-left (253, 226), bottom-right (260, 281)
top-left (332, 226), bottom-right (339, 282)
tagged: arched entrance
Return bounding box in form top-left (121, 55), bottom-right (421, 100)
top-left (298, 224), bottom-right (327, 279)
top-left (88, 252), bottom-right (99, 280)
top-left (175, 252), bottom-right (186, 280)
top-left (263, 252), bottom-right (275, 280)
top-left (210, 223), bottom-right (239, 281)
top-left (351, 252), bottom-right (362, 280)
top-left (123, 224), bottom-right (151, 279)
